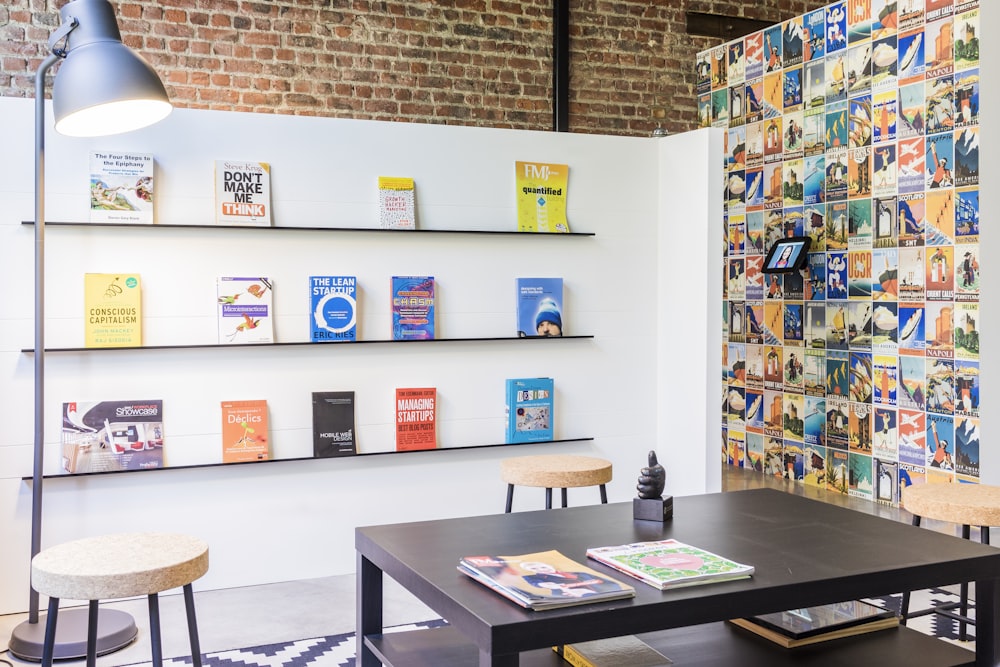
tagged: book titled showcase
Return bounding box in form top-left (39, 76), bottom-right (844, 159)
top-left (310, 276), bottom-right (357, 342)
top-left (312, 391), bottom-right (357, 457)
top-left (395, 387), bottom-right (436, 451)
top-left (84, 273), bottom-right (142, 348)
top-left (553, 636), bottom-right (673, 667)
top-left (515, 161), bottom-right (570, 233)
top-left (586, 539), bottom-right (754, 590)
top-left (505, 377), bottom-right (554, 443)
top-left (730, 600), bottom-right (899, 648)
top-left (516, 277), bottom-right (563, 337)
top-left (458, 550), bottom-right (634, 611)
top-left (220, 399), bottom-right (269, 463)
top-left (61, 400), bottom-right (163, 474)
top-left (217, 277), bottom-right (274, 344)
top-left (215, 160), bottom-right (272, 226)
top-left (90, 151), bottom-right (154, 224)
top-left (391, 276), bottom-right (435, 340)
top-left (378, 176), bottom-right (416, 229)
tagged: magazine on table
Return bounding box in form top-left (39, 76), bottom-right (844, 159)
top-left (741, 600), bottom-right (898, 639)
top-left (458, 549), bottom-right (635, 611)
top-left (585, 539), bottom-right (754, 590)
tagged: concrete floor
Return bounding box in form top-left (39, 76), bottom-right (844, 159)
top-left (0, 466), bottom-right (974, 666)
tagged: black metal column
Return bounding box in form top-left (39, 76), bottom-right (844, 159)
top-left (553, 0), bottom-right (569, 132)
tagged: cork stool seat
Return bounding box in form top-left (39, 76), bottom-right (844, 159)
top-left (900, 484), bottom-right (1000, 641)
top-left (501, 454), bottom-right (612, 512)
top-left (32, 533), bottom-right (209, 667)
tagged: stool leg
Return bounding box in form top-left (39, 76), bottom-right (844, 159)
top-left (960, 524), bottom-right (971, 641)
top-left (983, 526), bottom-right (991, 546)
top-left (599, 484), bottom-right (608, 504)
top-left (901, 515), bottom-right (922, 625)
top-left (505, 484), bottom-right (514, 513)
top-left (87, 600), bottom-right (99, 667)
top-left (148, 593), bottom-right (163, 667)
top-left (545, 488), bottom-right (552, 510)
top-left (183, 583), bottom-right (203, 667)
top-left (41, 596), bottom-right (60, 667)
top-left (561, 488), bottom-right (568, 508)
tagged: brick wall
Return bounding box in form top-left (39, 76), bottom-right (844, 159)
top-left (1, 0), bottom-right (829, 137)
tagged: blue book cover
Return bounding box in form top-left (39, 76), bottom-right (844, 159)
top-left (310, 276), bottom-right (357, 342)
top-left (392, 276), bottom-right (435, 340)
top-left (516, 277), bottom-right (563, 337)
top-left (506, 377), bottom-right (554, 443)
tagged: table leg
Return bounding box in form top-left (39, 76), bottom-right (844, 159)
top-left (976, 577), bottom-right (999, 667)
top-left (357, 552), bottom-right (383, 667)
top-left (480, 648), bottom-right (519, 666)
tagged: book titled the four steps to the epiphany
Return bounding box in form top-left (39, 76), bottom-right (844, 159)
top-left (312, 391), bottom-right (357, 457)
top-left (220, 399), bottom-right (269, 463)
top-left (516, 277), bottom-right (563, 337)
top-left (458, 550), bottom-right (634, 611)
top-left (505, 377), bottom-right (554, 443)
top-left (84, 273), bottom-right (143, 348)
top-left (89, 151), bottom-right (154, 224)
top-left (310, 276), bottom-right (357, 342)
top-left (61, 400), bottom-right (164, 474)
top-left (378, 176), bottom-right (416, 229)
top-left (391, 276), bottom-right (435, 340)
top-left (214, 160), bottom-right (272, 226)
top-left (217, 277), bottom-right (274, 344)
top-left (586, 539), bottom-right (754, 590)
top-left (395, 387), bottom-right (437, 451)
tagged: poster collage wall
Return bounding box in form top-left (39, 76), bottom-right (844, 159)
top-left (698, 0), bottom-right (981, 505)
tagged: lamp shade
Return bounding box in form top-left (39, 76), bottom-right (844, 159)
top-left (51, 0), bottom-right (171, 137)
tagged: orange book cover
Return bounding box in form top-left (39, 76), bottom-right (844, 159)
top-left (395, 387), bottom-right (436, 451)
top-left (221, 399), bottom-right (269, 463)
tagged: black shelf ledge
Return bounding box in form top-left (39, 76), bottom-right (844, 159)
top-left (21, 335), bottom-right (594, 354)
top-left (21, 438), bottom-right (595, 480)
top-left (22, 221), bottom-right (595, 236)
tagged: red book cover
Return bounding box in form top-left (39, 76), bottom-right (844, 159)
top-left (395, 387), bottom-right (437, 451)
top-left (221, 399), bottom-right (269, 463)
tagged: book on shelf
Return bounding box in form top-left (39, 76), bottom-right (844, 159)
top-left (214, 160), bottom-right (272, 226)
top-left (310, 276), bottom-right (357, 342)
top-left (217, 277), bottom-right (274, 344)
top-left (84, 273), bottom-right (142, 348)
top-left (505, 377), bottom-right (554, 443)
top-left (378, 176), bottom-right (416, 229)
top-left (395, 387), bottom-right (436, 451)
top-left (220, 399), bottom-right (269, 463)
top-left (585, 539), bottom-right (754, 590)
top-left (458, 549), bottom-right (635, 611)
top-left (515, 161), bottom-right (571, 233)
top-left (553, 636), bottom-right (673, 666)
top-left (729, 600), bottom-right (899, 648)
top-left (516, 277), bottom-right (563, 337)
top-left (312, 391), bottom-right (357, 457)
top-left (89, 151), bottom-right (154, 224)
top-left (391, 276), bottom-right (435, 340)
top-left (61, 400), bottom-right (164, 474)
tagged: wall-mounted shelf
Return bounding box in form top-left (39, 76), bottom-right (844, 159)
top-left (21, 438), bottom-right (594, 480)
top-left (21, 335), bottom-right (594, 354)
top-left (22, 221), bottom-right (596, 236)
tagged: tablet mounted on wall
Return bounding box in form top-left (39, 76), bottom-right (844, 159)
top-left (762, 236), bottom-right (811, 273)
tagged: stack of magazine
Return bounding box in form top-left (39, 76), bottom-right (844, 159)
top-left (730, 600), bottom-right (899, 648)
top-left (585, 539), bottom-right (754, 590)
top-left (458, 549), bottom-right (635, 610)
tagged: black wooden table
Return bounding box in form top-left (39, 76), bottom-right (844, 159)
top-left (356, 488), bottom-right (1000, 666)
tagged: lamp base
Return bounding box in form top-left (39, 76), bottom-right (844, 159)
top-left (8, 608), bottom-right (137, 662)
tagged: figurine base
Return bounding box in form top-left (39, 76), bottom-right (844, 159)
top-left (633, 496), bottom-right (673, 522)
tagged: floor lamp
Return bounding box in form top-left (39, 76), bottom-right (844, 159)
top-left (8, 0), bottom-right (172, 660)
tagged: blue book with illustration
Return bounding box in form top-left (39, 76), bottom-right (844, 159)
top-left (310, 276), bottom-right (357, 342)
top-left (391, 276), bottom-right (435, 340)
top-left (516, 277), bottom-right (563, 337)
top-left (506, 377), bottom-right (554, 443)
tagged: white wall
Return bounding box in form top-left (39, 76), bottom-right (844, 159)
top-left (0, 97), bottom-right (720, 614)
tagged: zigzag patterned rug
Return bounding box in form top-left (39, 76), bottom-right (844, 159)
top-left (128, 590), bottom-right (973, 666)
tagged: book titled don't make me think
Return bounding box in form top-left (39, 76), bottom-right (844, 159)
top-left (215, 160), bottom-right (272, 226)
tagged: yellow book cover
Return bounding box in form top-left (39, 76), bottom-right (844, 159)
top-left (220, 399), bottom-right (270, 463)
top-left (515, 161), bottom-right (570, 233)
top-left (84, 273), bottom-right (142, 348)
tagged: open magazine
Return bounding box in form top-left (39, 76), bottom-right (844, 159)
top-left (458, 549), bottom-right (635, 611)
top-left (586, 539), bottom-right (754, 590)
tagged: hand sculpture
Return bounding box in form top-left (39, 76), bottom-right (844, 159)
top-left (636, 450), bottom-right (666, 499)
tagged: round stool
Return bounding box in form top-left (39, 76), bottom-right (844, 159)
top-left (32, 532), bottom-right (209, 667)
top-left (501, 454), bottom-right (612, 512)
top-left (900, 484), bottom-right (1000, 641)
